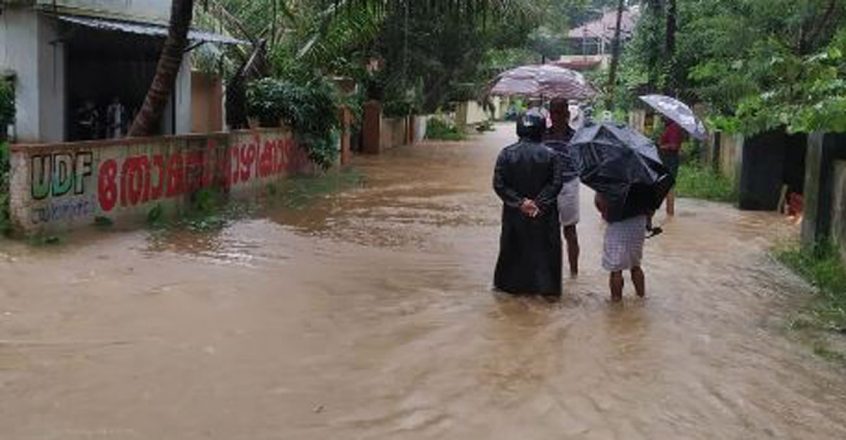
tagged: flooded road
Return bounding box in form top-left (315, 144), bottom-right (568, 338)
top-left (3, 125), bottom-right (846, 439)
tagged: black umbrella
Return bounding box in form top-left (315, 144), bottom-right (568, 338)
top-left (571, 122), bottom-right (675, 222)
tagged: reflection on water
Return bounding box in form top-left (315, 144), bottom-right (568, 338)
top-left (2, 125), bottom-right (846, 439)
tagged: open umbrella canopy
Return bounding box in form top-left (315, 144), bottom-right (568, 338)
top-left (572, 122), bottom-right (675, 222)
top-left (488, 64), bottom-right (596, 100)
top-left (639, 94), bottom-right (708, 140)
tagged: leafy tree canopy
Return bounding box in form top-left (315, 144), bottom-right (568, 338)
top-left (623, 0), bottom-right (846, 134)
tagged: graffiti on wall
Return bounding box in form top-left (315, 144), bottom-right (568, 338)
top-left (97, 136), bottom-right (304, 212)
top-left (31, 197), bottom-right (96, 225)
top-left (24, 133), bottom-right (308, 226)
top-left (30, 152), bottom-right (94, 200)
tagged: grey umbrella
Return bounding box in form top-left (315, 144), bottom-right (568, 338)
top-left (488, 64), bottom-right (596, 100)
top-left (639, 95), bottom-right (708, 140)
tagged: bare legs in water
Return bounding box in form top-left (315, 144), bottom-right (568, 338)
top-left (609, 266), bottom-right (646, 302)
top-left (563, 224), bottom-right (579, 276)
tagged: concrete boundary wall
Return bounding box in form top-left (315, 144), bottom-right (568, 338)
top-left (380, 117), bottom-right (409, 152)
top-left (831, 161), bottom-right (846, 264)
top-left (802, 132), bottom-right (846, 245)
top-left (8, 128), bottom-right (314, 234)
top-left (362, 109), bottom-right (429, 154)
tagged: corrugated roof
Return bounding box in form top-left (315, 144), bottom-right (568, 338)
top-left (58, 14), bottom-right (244, 45)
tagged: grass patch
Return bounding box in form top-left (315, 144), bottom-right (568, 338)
top-left (777, 241), bottom-right (846, 332)
top-left (26, 233), bottom-right (63, 246)
top-left (776, 241), bottom-right (846, 363)
top-left (425, 118), bottom-right (466, 141)
top-left (675, 161), bottom-right (737, 203)
top-left (271, 168), bottom-right (364, 209)
top-left (148, 168), bottom-right (364, 233)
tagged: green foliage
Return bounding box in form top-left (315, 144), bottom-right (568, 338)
top-left (246, 78), bottom-right (287, 125)
top-left (382, 79), bottom-right (423, 117)
top-left (425, 117), bottom-right (466, 141)
top-left (726, 30), bottom-right (846, 134)
top-left (527, 26), bottom-right (568, 60)
top-left (94, 216), bottom-right (114, 227)
top-left (675, 162), bottom-right (737, 203)
top-left (341, 87), bottom-right (366, 128)
top-left (246, 76), bottom-right (340, 169)
top-left (193, 188), bottom-right (220, 214)
top-left (370, 1), bottom-right (538, 112)
top-left (777, 241), bottom-right (846, 335)
top-left (0, 79), bottom-right (13, 133)
top-left (272, 168), bottom-right (364, 209)
top-left (623, 0), bottom-right (846, 135)
top-left (300, 129), bottom-right (340, 170)
top-left (147, 204), bottom-right (164, 225)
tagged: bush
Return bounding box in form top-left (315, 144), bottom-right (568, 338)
top-left (246, 77), bottom-right (295, 126)
top-left (383, 97), bottom-right (419, 118)
top-left (777, 241), bottom-right (846, 334)
top-left (246, 77), bottom-right (340, 169)
top-left (0, 79), bottom-right (14, 139)
top-left (382, 80), bottom-right (423, 118)
top-left (426, 117), bottom-right (465, 141)
top-left (675, 162), bottom-right (737, 203)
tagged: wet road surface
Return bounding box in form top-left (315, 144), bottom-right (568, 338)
top-left (2, 125), bottom-right (846, 439)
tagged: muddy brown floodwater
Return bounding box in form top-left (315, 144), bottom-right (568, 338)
top-left (2, 125), bottom-right (846, 439)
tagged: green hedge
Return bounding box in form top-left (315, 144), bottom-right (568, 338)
top-left (246, 77), bottom-right (339, 169)
top-left (425, 117), bottom-right (465, 141)
top-left (0, 79), bottom-right (14, 138)
top-left (675, 162), bottom-right (737, 203)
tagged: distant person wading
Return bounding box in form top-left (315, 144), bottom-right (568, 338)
top-left (659, 118), bottom-right (685, 216)
top-left (544, 98), bottom-right (581, 276)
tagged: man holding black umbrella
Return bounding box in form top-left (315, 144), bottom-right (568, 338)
top-left (595, 193), bottom-right (648, 302)
top-left (571, 122), bottom-right (675, 302)
top-left (493, 109), bottom-right (564, 297)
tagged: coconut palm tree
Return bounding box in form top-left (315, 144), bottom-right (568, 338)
top-left (128, 0), bottom-right (195, 137)
top-left (129, 0), bottom-right (538, 137)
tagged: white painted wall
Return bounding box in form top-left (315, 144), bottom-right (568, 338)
top-left (1, 8), bottom-right (38, 142)
top-left (0, 8), bottom-right (65, 143)
top-left (37, 13), bottom-right (66, 142)
top-left (2, 6), bottom-right (196, 142)
top-left (465, 101), bottom-right (489, 125)
top-left (163, 55), bottom-right (193, 135)
top-left (36, 0), bottom-right (172, 24)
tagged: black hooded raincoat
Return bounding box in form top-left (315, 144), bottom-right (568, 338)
top-left (493, 140), bottom-right (564, 295)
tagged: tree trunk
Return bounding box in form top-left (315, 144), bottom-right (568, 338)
top-left (665, 0), bottom-right (676, 55)
top-left (606, 0), bottom-right (626, 110)
top-left (664, 0), bottom-right (677, 94)
top-left (646, 0), bottom-right (665, 92)
top-left (128, 0), bottom-right (195, 137)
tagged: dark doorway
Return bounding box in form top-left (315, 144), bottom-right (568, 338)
top-left (739, 129), bottom-right (807, 211)
top-left (63, 23), bottom-right (163, 141)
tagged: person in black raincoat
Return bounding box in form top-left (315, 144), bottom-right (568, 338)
top-left (493, 109), bottom-right (564, 296)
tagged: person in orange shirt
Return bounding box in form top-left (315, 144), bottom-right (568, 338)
top-left (659, 118), bottom-right (685, 216)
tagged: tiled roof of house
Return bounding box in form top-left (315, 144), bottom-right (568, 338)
top-left (567, 6), bottom-right (641, 42)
